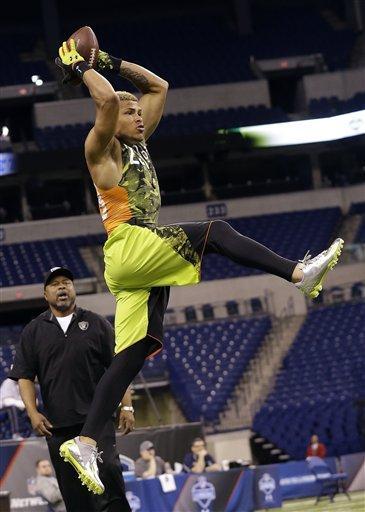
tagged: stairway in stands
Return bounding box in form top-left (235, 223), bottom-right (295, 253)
top-left (79, 245), bottom-right (108, 292)
top-left (218, 314), bottom-right (305, 431)
top-left (337, 213), bottom-right (363, 245)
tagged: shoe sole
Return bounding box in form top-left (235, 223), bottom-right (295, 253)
top-left (59, 442), bottom-right (104, 495)
top-left (309, 239), bottom-right (344, 299)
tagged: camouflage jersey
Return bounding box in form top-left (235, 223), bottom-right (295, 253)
top-left (95, 141), bottom-right (161, 235)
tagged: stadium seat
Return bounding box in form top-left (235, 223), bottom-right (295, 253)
top-left (253, 302), bottom-right (365, 458)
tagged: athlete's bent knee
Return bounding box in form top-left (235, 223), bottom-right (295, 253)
top-left (209, 219), bottom-right (231, 240)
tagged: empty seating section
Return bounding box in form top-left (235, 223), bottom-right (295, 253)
top-left (0, 326), bottom-right (20, 382)
top-left (253, 302), bottom-right (365, 458)
top-left (349, 202), bottom-right (365, 215)
top-left (5, 5), bottom-right (355, 89)
top-left (1, 207), bottom-right (340, 286)
top-left (83, 8), bottom-right (354, 88)
top-left (34, 106), bottom-right (287, 150)
top-left (157, 106), bottom-right (287, 137)
top-left (0, 234), bottom-right (105, 287)
top-left (89, 16), bottom-right (255, 88)
top-left (355, 218), bottom-right (365, 244)
top-left (142, 353), bottom-right (169, 382)
top-left (0, 33), bottom-right (52, 86)
top-left (350, 202), bottom-right (365, 243)
top-left (147, 164), bottom-right (206, 206)
top-left (202, 207), bottom-right (341, 281)
top-left (165, 316), bottom-right (271, 423)
top-left (26, 179), bottom-right (87, 219)
top-left (0, 186), bottom-right (22, 223)
top-left (34, 124), bottom-right (92, 151)
top-left (0, 327), bottom-right (34, 439)
top-left (309, 93), bottom-right (365, 118)
top-left (250, 5), bottom-right (354, 70)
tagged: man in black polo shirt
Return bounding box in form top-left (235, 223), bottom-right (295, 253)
top-left (9, 266), bottom-right (133, 512)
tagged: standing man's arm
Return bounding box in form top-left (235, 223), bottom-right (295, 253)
top-left (98, 51), bottom-right (169, 140)
top-left (142, 456), bottom-right (157, 478)
top-left (119, 386), bottom-right (135, 434)
top-left (8, 325), bottom-right (53, 437)
top-left (18, 379), bottom-right (53, 437)
top-left (191, 452), bottom-right (207, 474)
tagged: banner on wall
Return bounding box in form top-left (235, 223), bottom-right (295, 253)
top-left (278, 458), bottom-right (337, 500)
top-left (0, 439), bottom-right (50, 511)
top-left (125, 469), bottom-right (254, 512)
top-left (254, 464), bottom-right (282, 509)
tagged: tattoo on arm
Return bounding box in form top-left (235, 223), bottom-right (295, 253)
top-left (120, 64), bottom-right (150, 93)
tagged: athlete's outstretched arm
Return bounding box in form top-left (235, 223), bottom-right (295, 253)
top-left (98, 51), bottom-right (169, 140)
top-left (83, 70), bottom-right (119, 161)
top-left (57, 39), bottom-right (119, 181)
top-left (120, 61), bottom-right (169, 140)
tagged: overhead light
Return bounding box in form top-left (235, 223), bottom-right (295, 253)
top-left (35, 79), bottom-right (43, 86)
top-left (31, 75), bottom-right (39, 83)
top-left (1, 126), bottom-right (9, 137)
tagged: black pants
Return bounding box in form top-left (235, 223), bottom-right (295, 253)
top-left (47, 421), bottom-right (131, 512)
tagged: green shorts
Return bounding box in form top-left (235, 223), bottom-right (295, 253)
top-left (103, 221), bottom-right (211, 356)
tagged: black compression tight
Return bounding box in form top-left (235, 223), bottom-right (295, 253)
top-left (204, 220), bottom-right (297, 282)
top-left (80, 338), bottom-right (153, 442)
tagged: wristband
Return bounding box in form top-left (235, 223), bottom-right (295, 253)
top-left (121, 405), bottom-right (134, 413)
top-left (98, 51), bottom-right (122, 73)
top-left (72, 61), bottom-right (91, 79)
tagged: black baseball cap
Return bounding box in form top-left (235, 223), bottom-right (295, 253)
top-left (44, 267), bottom-right (74, 288)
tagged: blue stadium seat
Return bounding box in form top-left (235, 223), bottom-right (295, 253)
top-left (0, 235), bottom-right (104, 287)
top-left (309, 93), bottom-right (365, 118)
top-left (166, 315), bottom-right (271, 423)
top-left (253, 302), bottom-right (365, 458)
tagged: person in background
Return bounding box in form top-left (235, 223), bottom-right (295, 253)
top-left (0, 377), bottom-right (26, 439)
top-left (183, 437), bottom-right (221, 473)
top-left (134, 441), bottom-right (171, 479)
top-left (306, 434), bottom-right (327, 459)
top-left (32, 459), bottom-right (66, 512)
top-left (9, 266), bottom-right (132, 511)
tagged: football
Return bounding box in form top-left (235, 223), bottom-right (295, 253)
top-left (67, 26), bottom-right (99, 69)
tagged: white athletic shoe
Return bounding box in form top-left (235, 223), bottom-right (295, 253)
top-left (295, 238), bottom-right (344, 299)
top-left (59, 437), bottom-right (105, 495)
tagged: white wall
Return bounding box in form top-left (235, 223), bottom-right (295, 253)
top-left (34, 80), bottom-right (270, 128)
top-left (206, 429), bottom-right (253, 464)
top-left (2, 183), bottom-right (364, 245)
top-left (303, 67), bottom-right (365, 103)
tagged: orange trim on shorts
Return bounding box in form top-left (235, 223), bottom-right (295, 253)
top-left (146, 333), bottom-right (163, 360)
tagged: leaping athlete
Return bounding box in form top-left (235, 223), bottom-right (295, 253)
top-left (55, 39), bottom-right (344, 494)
